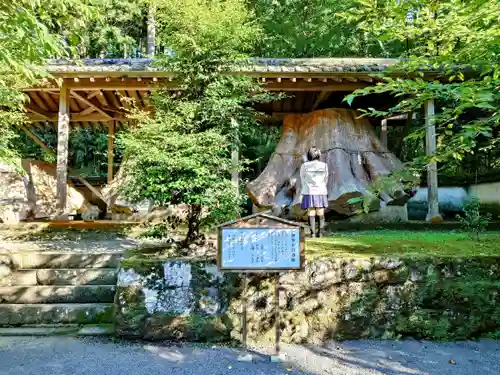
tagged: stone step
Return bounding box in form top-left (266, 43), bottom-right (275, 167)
top-left (0, 269), bottom-right (118, 286)
top-left (0, 303), bottom-right (114, 326)
top-left (1, 252), bottom-right (122, 269)
top-left (0, 324), bottom-right (114, 336)
top-left (0, 285), bottom-right (116, 304)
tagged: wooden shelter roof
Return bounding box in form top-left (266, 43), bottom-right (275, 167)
top-left (23, 58), bottom-right (401, 130)
top-left (46, 57), bottom-right (398, 75)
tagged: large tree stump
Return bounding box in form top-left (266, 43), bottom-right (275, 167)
top-left (247, 108), bottom-right (409, 217)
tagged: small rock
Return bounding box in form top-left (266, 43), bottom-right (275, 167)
top-left (353, 260), bottom-right (372, 272)
top-left (344, 264), bottom-right (360, 280)
top-left (300, 299), bottom-right (320, 314)
top-left (373, 270), bottom-right (393, 284)
top-left (377, 258), bottom-right (403, 270)
top-left (410, 269), bottom-right (422, 282)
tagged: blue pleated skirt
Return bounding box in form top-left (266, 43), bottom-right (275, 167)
top-left (301, 194), bottom-right (328, 209)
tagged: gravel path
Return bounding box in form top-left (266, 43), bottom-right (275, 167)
top-left (0, 337), bottom-right (499, 375)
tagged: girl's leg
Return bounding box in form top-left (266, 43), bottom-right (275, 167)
top-left (316, 208), bottom-right (325, 237)
top-left (308, 208), bottom-right (316, 237)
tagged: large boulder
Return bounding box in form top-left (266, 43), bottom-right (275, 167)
top-left (0, 162), bottom-right (33, 223)
top-left (0, 159), bottom-right (97, 223)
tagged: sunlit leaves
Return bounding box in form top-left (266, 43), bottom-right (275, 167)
top-left (341, 0), bottom-right (499, 174)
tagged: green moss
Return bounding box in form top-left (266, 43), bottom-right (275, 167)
top-left (144, 313), bottom-right (232, 342)
top-left (95, 306), bottom-right (115, 324)
top-left (307, 231), bottom-right (500, 259)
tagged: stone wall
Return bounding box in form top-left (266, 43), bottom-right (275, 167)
top-left (115, 256), bottom-right (500, 343)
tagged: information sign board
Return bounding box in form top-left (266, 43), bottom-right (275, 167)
top-left (219, 227), bottom-right (301, 271)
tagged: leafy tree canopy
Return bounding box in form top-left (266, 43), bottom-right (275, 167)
top-left (119, 0), bottom-right (275, 242)
top-left (342, 0), bottom-right (500, 174)
top-left (0, 0), bottom-right (98, 163)
top-left (251, 0), bottom-right (404, 58)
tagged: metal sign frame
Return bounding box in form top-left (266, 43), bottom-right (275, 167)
top-left (217, 226), bottom-right (305, 272)
top-left (216, 212), bottom-right (306, 360)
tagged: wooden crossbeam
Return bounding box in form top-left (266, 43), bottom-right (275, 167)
top-left (29, 92), bottom-right (50, 111)
top-left (26, 113), bottom-right (125, 122)
top-left (108, 121), bottom-right (115, 184)
top-left (87, 90), bottom-right (101, 99)
top-left (264, 82), bottom-right (367, 92)
top-left (19, 123), bottom-right (107, 204)
top-left (71, 91), bottom-right (113, 120)
top-left (312, 91), bottom-right (332, 110)
top-left (78, 106), bottom-right (97, 116)
top-left (26, 104), bottom-right (55, 120)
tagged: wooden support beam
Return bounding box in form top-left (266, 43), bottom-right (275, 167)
top-left (424, 100), bottom-right (442, 222)
top-left (107, 91), bottom-right (122, 108)
top-left (19, 123), bottom-right (107, 203)
top-left (65, 80), bottom-right (166, 91)
top-left (96, 91), bottom-right (109, 107)
top-left (108, 121), bottom-right (115, 184)
top-left (29, 92), bottom-right (50, 111)
top-left (26, 112), bottom-right (125, 122)
top-left (78, 106), bottom-right (97, 117)
top-left (70, 91), bottom-right (113, 120)
top-left (38, 91), bottom-right (58, 111)
top-left (264, 82), bottom-right (368, 92)
top-left (26, 104), bottom-right (55, 121)
top-left (87, 90), bottom-right (101, 99)
top-left (56, 82), bottom-right (70, 215)
top-left (311, 91), bottom-right (332, 110)
top-left (394, 111), bottom-right (413, 158)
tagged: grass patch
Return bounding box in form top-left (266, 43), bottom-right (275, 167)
top-left (307, 230), bottom-right (500, 259)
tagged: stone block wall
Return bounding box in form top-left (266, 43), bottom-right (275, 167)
top-left (115, 256), bottom-right (500, 343)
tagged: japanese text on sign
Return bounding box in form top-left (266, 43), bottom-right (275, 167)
top-left (220, 228), bottom-right (301, 270)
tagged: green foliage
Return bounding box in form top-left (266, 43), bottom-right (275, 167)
top-left (457, 197), bottom-right (492, 240)
top-left (341, 0), bottom-right (500, 176)
top-left (120, 0), bottom-right (276, 243)
top-left (0, 0), bottom-right (98, 163)
top-left (71, 0), bottom-right (147, 58)
top-left (306, 230), bottom-right (500, 259)
top-left (251, 0), bottom-right (403, 57)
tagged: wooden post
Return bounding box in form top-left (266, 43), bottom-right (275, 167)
top-left (424, 99), bottom-right (442, 222)
top-left (394, 111), bottom-right (413, 158)
top-left (231, 118), bottom-right (239, 196)
top-left (380, 119), bottom-right (388, 148)
top-left (274, 273), bottom-right (281, 357)
top-left (56, 81), bottom-right (70, 216)
top-left (147, 4), bottom-right (156, 56)
top-left (242, 274), bottom-right (248, 351)
top-left (107, 121), bottom-right (115, 184)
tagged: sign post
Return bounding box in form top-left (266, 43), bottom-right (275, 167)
top-left (274, 273), bottom-right (280, 360)
top-left (217, 212), bottom-right (305, 362)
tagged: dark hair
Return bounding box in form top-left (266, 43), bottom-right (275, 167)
top-left (307, 146), bottom-right (321, 161)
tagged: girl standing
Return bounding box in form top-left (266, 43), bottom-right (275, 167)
top-left (300, 147), bottom-right (329, 237)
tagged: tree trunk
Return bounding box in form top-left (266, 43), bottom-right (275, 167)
top-left (247, 108), bottom-right (410, 217)
top-left (185, 204), bottom-right (202, 244)
top-left (147, 5), bottom-right (156, 57)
